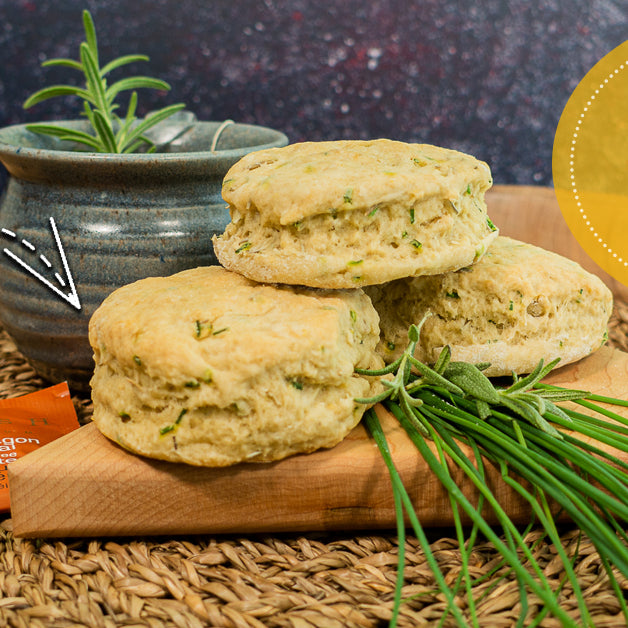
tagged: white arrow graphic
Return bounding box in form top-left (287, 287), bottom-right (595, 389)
top-left (2, 217), bottom-right (81, 311)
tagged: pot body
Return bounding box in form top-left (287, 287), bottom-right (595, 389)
top-left (0, 121), bottom-right (288, 388)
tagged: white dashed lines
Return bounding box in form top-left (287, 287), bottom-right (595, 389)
top-left (1, 217), bottom-right (81, 310)
top-left (569, 61), bottom-right (628, 268)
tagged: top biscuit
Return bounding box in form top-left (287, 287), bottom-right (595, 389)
top-left (213, 139), bottom-right (497, 288)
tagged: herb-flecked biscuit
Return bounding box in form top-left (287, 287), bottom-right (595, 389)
top-left (213, 139), bottom-right (498, 288)
top-left (366, 236), bottom-right (613, 376)
top-left (89, 266), bottom-right (383, 467)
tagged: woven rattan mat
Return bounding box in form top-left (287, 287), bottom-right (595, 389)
top-left (1, 305), bottom-right (628, 627)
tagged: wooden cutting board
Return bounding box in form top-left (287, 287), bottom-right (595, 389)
top-left (8, 185), bottom-right (628, 538)
top-left (8, 346), bottom-right (628, 539)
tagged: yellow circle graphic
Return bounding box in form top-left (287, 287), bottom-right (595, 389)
top-left (553, 40), bottom-right (628, 288)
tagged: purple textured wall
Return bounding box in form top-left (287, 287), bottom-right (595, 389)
top-left (1, 0), bottom-right (626, 186)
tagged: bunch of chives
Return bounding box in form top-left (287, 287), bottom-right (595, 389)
top-left (357, 320), bottom-right (628, 627)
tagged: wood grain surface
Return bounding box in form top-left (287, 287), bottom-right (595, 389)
top-left (486, 185), bottom-right (628, 301)
top-left (8, 185), bottom-right (628, 538)
top-left (8, 346), bottom-right (628, 538)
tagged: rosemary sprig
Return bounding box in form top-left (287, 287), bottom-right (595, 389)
top-left (356, 314), bottom-right (585, 439)
top-left (23, 10), bottom-right (185, 153)
top-left (358, 322), bottom-right (628, 626)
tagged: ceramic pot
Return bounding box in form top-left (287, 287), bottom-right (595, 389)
top-left (0, 120), bottom-right (288, 389)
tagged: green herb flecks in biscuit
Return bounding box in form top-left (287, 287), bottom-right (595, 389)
top-left (213, 139), bottom-right (497, 289)
top-left (89, 266), bottom-right (384, 467)
top-left (365, 236), bottom-right (613, 376)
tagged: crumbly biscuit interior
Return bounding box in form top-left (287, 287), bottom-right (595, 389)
top-left (91, 359), bottom-right (379, 466)
top-left (215, 192), bottom-right (498, 287)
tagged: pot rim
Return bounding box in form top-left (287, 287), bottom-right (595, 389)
top-left (0, 119), bottom-right (289, 163)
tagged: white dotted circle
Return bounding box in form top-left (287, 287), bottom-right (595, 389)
top-left (570, 62), bottom-right (628, 267)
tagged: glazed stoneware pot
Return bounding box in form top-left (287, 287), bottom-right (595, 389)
top-left (0, 119), bottom-right (288, 389)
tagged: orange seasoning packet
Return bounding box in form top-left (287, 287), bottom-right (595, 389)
top-left (0, 382), bottom-right (79, 512)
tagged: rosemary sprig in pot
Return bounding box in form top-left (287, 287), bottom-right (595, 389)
top-left (23, 10), bottom-right (185, 153)
top-left (357, 315), bottom-right (628, 627)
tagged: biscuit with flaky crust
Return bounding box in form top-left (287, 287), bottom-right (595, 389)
top-left (366, 236), bottom-right (613, 376)
top-left (213, 139), bottom-right (497, 288)
top-left (89, 266), bottom-right (383, 466)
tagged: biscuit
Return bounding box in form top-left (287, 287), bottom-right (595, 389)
top-left (89, 266), bottom-right (383, 466)
top-left (365, 236), bottom-right (613, 376)
top-left (213, 139), bottom-right (497, 288)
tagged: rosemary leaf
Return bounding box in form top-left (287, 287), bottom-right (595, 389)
top-left (23, 9), bottom-right (185, 154)
top-left (100, 54), bottom-right (150, 77)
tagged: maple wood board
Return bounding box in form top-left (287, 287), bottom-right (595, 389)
top-left (8, 185), bottom-right (628, 538)
top-left (7, 346), bottom-right (628, 539)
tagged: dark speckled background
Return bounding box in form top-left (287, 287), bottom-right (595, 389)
top-left (1, 0), bottom-right (627, 189)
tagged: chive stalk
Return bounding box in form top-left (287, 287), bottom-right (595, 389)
top-left (357, 322), bottom-right (628, 626)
